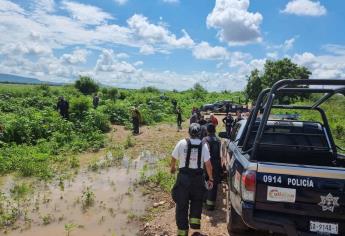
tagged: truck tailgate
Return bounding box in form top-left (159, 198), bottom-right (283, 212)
top-left (256, 162), bottom-right (345, 220)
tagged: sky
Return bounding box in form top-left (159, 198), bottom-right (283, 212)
top-left (0, 0), bottom-right (344, 91)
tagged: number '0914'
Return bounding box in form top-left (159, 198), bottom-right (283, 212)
top-left (263, 175), bottom-right (282, 184)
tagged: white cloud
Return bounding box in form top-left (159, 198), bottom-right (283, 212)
top-left (206, 0), bottom-right (263, 45)
top-left (266, 52), bottom-right (278, 59)
top-left (33, 0), bottom-right (56, 13)
top-left (192, 42), bottom-right (229, 60)
top-left (283, 37), bottom-right (296, 51)
top-left (116, 53), bottom-right (129, 59)
top-left (114, 0), bottom-right (128, 5)
top-left (61, 1), bottom-right (114, 25)
top-left (322, 44), bottom-right (345, 55)
top-left (0, 1), bottom-right (194, 57)
top-left (293, 52), bottom-right (345, 79)
top-left (0, 0), bottom-right (25, 14)
top-left (162, 0), bottom-right (179, 4)
top-left (95, 49), bottom-right (136, 74)
top-left (139, 45), bottom-right (155, 55)
top-left (127, 14), bottom-right (194, 49)
top-left (61, 49), bottom-right (89, 64)
top-left (282, 0), bottom-right (327, 16)
top-left (133, 61), bottom-right (143, 66)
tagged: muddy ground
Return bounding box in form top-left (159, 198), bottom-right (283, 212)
top-left (1, 119), bottom-right (272, 236)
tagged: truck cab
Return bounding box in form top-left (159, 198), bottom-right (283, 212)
top-left (222, 79), bottom-right (345, 236)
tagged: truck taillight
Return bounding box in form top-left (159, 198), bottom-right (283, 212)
top-left (241, 170), bottom-right (256, 202)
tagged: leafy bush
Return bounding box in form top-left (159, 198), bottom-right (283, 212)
top-left (74, 76), bottom-right (99, 95)
top-left (101, 101), bottom-right (130, 125)
top-left (70, 96), bottom-right (91, 120)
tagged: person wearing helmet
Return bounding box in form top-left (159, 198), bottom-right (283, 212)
top-left (203, 124), bottom-right (222, 211)
top-left (170, 123), bottom-right (213, 236)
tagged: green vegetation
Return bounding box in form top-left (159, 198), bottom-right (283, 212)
top-left (245, 58), bottom-right (311, 102)
top-left (245, 58), bottom-right (344, 149)
top-left (140, 157), bottom-right (175, 192)
top-left (272, 94), bottom-right (345, 149)
top-left (0, 82), bottom-right (241, 179)
top-left (81, 187), bottom-right (95, 210)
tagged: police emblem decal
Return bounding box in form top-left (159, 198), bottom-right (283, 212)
top-left (318, 193), bottom-right (340, 212)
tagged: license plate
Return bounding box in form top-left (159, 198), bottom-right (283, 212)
top-left (310, 221), bottom-right (338, 234)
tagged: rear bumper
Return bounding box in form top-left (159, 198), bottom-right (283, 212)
top-left (241, 202), bottom-right (339, 236)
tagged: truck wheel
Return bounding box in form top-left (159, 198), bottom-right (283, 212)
top-left (227, 198), bottom-right (248, 234)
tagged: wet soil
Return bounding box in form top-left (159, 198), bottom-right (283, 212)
top-left (1, 165), bottom-right (149, 236)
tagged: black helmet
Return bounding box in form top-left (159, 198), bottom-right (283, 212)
top-left (189, 123), bottom-right (201, 137)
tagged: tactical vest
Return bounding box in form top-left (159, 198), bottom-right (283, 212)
top-left (205, 136), bottom-right (221, 164)
top-left (179, 138), bottom-right (203, 175)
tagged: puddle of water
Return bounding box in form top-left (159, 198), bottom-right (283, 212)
top-left (0, 150), bottom-right (166, 236)
top-left (1, 161), bottom-right (153, 236)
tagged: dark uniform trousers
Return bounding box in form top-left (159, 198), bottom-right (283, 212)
top-left (172, 139), bottom-right (205, 236)
top-left (132, 117), bottom-right (139, 134)
top-left (205, 160), bottom-right (221, 210)
top-left (204, 136), bottom-right (221, 210)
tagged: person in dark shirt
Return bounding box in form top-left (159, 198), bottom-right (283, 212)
top-left (57, 96), bottom-right (69, 119)
top-left (225, 102), bottom-right (230, 115)
top-left (93, 94), bottom-right (100, 109)
top-left (132, 107), bottom-right (141, 135)
top-left (233, 110), bottom-right (243, 125)
top-left (176, 107), bottom-right (182, 131)
top-left (190, 112), bottom-right (198, 124)
top-left (222, 113), bottom-right (234, 137)
top-left (198, 115), bottom-right (207, 126)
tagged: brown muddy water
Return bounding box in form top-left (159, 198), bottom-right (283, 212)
top-left (0, 152), bottom-right (161, 236)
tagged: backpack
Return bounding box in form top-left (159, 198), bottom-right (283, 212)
top-left (205, 136), bottom-right (221, 163)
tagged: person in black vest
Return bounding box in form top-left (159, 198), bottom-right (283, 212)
top-left (93, 94), bottom-right (100, 109)
top-left (203, 124), bottom-right (222, 211)
top-left (171, 123), bottom-right (213, 236)
top-left (222, 113), bottom-right (234, 138)
top-left (131, 107), bottom-right (141, 135)
top-left (57, 96), bottom-right (69, 119)
top-left (176, 107), bottom-right (182, 131)
top-left (225, 102), bottom-right (230, 115)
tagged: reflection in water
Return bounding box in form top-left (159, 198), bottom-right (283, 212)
top-left (0, 150), bottom-right (161, 236)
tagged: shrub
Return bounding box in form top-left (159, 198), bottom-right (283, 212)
top-left (102, 102), bottom-right (130, 125)
top-left (70, 96), bottom-right (91, 120)
top-left (74, 76), bottom-right (99, 95)
top-left (84, 110), bottom-right (110, 132)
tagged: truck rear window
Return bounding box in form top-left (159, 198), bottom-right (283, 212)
top-left (249, 122), bottom-right (335, 166)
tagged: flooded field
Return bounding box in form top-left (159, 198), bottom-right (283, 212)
top-left (0, 152), bottom-right (162, 236)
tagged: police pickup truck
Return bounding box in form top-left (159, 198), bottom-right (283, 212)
top-left (221, 79), bottom-right (345, 236)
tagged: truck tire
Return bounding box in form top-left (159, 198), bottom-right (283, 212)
top-left (226, 195), bottom-right (248, 234)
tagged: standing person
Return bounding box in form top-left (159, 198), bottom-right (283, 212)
top-left (203, 124), bottom-right (222, 211)
top-left (131, 107), bottom-right (141, 135)
top-left (198, 115), bottom-right (208, 140)
top-left (209, 113), bottom-right (218, 128)
top-left (171, 123), bottom-right (214, 236)
top-left (176, 107), bottom-right (182, 131)
top-left (234, 110), bottom-right (243, 125)
top-left (172, 99), bottom-right (177, 111)
top-left (189, 112), bottom-right (198, 124)
top-left (57, 96), bottom-right (69, 119)
top-left (225, 102), bottom-right (230, 115)
top-left (93, 94), bottom-right (100, 109)
top-left (222, 113), bottom-right (234, 138)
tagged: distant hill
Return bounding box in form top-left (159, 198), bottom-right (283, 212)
top-left (0, 73), bottom-right (62, 85)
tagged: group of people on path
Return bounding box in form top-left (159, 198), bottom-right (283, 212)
top-left (170, 122), bottom-right (222, 236)
top-left (170, 108), bottom-right (245, 236)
